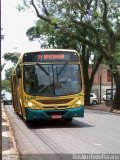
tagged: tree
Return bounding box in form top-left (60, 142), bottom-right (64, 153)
top-left (1, 63), bottom-right (6, 72)
top-left (20, 0), bottom-right (120, 109)
top-left (1, 79), bottom-right (11, 92)
top-left (1, 52), bottom-right (19, 92)
top-left (5, 67), bottom-right (14, 80)
top-left (3, 52), bottom-right (19, 65)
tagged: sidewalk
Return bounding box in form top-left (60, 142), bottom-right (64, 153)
top-left (2, 103), bottom-right (20, 160)
top-left (85, 102), bottom-right (120, 114)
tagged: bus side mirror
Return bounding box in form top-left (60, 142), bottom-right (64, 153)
top-left (17, 68), bottom-right (21, 78)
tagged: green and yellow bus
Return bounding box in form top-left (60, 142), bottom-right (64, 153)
top-left (11, 49), bottom-right (84, 122)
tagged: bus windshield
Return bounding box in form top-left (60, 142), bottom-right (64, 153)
top-left (23, 64), bottom-right (81, 96)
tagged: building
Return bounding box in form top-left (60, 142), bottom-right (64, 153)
top-left (89, 64), bottom-right (116, 102)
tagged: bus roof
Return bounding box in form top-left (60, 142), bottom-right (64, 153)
top-left (20, 49), bottom-right (77, 56)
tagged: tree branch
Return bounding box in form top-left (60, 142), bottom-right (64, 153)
top-left (71, 32), bottom-right (98, 50)
top-left (90, 55), bottom-right (103, 81)
top-left (31, 0), bottom-right (52, 24)
top-left (114, 26), bottom-right (120, 41)
top-left (101, 0), bottom-right (114, 37)
top-left (86, 0), bottom-right (93, 11)
top-left (41, 0), bottom-right (50, 16)
top-left (71, 19), bottom-right (100, 45)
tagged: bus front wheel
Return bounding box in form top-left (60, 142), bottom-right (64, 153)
top-left (64, 118), bottom-right (73, 123)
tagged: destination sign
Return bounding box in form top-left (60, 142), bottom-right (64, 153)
top-left (23, 51), bottom-right (79, 62)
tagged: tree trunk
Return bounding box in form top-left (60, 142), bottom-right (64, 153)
top-left (112, 71), bottom-right (120, 110)
top-left (109, 64), bottom-right (120, 110)
top-left (84, 80), bottom-right (93, 106)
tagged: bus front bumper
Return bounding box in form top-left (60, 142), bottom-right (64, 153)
top-left (25, 106), bottom-right (84, 121)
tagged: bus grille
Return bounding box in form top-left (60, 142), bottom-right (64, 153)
top-left (42, 106), bottom-right (68, 109)
top-left (37, 98), bottom-right (73, 104)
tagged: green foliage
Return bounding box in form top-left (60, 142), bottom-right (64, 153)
top-left (114, 42), bottom-right (120, 64)
top-left (1, 63), bottom-right (6, 72)
top-left (3, 52), bottom-right (19, 65)
top-left (25, 0), bottom-right (120, 54)
top-left (2, 52), bottom-right (19, 94)
top-left (16, 4), bottom-right (25, 12)
top-left (103, 42), bottom-right (120, 66)
top-left (16, 0), bottom-right (30, 12)
top-left (26, 20), bottom-right (72, 48)
top-left (2, 52), bottom-right (19, 80)
top-left (1, 79), bottom-right (11, 92)
top-left (5, 67), bottom-right (14, 80)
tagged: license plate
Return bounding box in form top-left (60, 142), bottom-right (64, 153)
top-left (52, 115), bottom-right (61, 119)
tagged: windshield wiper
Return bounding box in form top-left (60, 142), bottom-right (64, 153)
top-left (57, 62), bottom-right (68, 76)
top-left (36, 63), bottom-right (49, 76)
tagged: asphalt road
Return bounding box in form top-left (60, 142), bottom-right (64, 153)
top-left (4, 105), bottom-right (120, 160)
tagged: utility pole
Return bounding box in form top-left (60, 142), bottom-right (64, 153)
top-left (99, 75), bottom-right (102, 104)
top-left (99, 65), bottom-right (102, 104)
top-left (111, 77), bottom-right (113, 102)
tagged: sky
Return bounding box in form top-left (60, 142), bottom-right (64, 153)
top-left (1, 0), bottom-right (41, 78)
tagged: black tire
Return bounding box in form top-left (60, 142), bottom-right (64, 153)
top-left (92, 100), bottom-right (97, 105)
top-left (64, 118), bottom-right (73, 123)
top-left (103, 98), bottom-right (105, 101)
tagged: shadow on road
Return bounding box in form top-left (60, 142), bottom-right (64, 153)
top-left (26, 119), bottom-right (94, 129)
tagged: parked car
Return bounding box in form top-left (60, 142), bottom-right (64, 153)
top-left (103, 92), bottom-right (115, 101)
top-left (1, 91), bottom-right (12, 105)
top-left (90, 93), bottom-right (98, 105)
top-left (103, 94), bottom-right (108, 101)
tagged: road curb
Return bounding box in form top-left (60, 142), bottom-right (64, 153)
top-left (2, 104), bottom-right (20, 159)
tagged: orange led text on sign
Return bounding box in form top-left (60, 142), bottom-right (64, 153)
top-left (38, 54), bottom-right (64, 60)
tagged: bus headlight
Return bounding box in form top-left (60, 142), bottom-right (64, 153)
top-left (27, 101), bottom-right (39, 109)
top-left (28, 102), bottom-right (33, 107)
top-left (76, 100), bottom-right (81, 105)
top-left (72, 100), bottom-right (82, 108)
